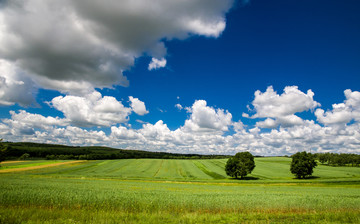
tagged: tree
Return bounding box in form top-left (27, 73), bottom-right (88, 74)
top-left (19, 153), bottom-right (30, 160)
top-left (225, 152), bottom-right (255, 179)
top-left (290, 151), bottom-right (317, 179)
top-left (318, 153), bottom-right (329, 164)
top-left (0, 139), bottom-right (8, 165)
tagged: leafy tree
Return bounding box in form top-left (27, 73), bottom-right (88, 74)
top-left (19, 153), bottom-right (30, 160)
top-left (225, 152), bottom-right (255, 179)
top-left (318, 153), bottom-right (329, 164)
top-left (290, 151), bottom-right (317, 179)
top-left (0, 139), bottom-right (8, 165)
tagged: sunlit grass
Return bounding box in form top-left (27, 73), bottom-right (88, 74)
top-left (0, 158), bottom-right (359, 223)
top-left (0, 160), bottom-right (64, 169)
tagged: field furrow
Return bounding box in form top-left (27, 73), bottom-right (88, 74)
top-left (0, 160), bottom-right (86, 173)
top-left (0, 157), bottom-right (359, 223)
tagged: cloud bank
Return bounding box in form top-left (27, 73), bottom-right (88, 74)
top-left (2, 86), bottom-right (360, 156)
top-left (0, 0), bottom-right (235, 105)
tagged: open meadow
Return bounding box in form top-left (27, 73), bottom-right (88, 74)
top-left (0, 157), bottom-right (359, 223)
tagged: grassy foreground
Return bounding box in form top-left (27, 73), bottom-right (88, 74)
top-left (0, 157), bottom-right (359, 223)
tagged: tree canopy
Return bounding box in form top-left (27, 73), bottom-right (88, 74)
top-left (0, 139), bottom-right (7, 164)
top-left (290, 151), bottom-right (317, 179)
top-left (225, 152), bottom-right (255, 179)
top-left (316, 152), bottom-right (360, 167)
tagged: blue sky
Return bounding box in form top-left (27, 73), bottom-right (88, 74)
top-left (0, 0), bottom-right (359, 155)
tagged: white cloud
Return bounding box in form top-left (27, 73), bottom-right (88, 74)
top-left (2, 110), bottom-right (67, 137)
top-left (0, 0), bottom-right (235, 101)
top-left (0, 122), bottom-right (10, 136)
top-left (50, 91), bottom-right (132, 127)
top-left (8, 110), bottom-right (67, 128)
top-left (175, 103), bottom-right (183, 110)
top-left (248, 86), bottom-right (319, 128)
top-left (148, 58), bottom-right (167, 71)
top-left (315, 89), bottom-right (360, 125)
top-left (111, 126), bottom-right (141, 140)
top-left (129, 96), bottom-right (149, 116)
top-left (277, 115), bottom-right (304, 127)
top-left (181, 100), bottom-right (232, 132)
top-left (250, 86), bottom-right (320, 118)
top-left (256, 115), bottom-right (304, 129)
top-left (256, 118), bottom-right (277, 129)
top-left (185, 19), bottom-right (226, 38)
top-left (0, 60), bottom-right (38, 106)
top-left (315, 105), bottom-right (352, 125)
top-left (1, 89), bottom-right (360, 156)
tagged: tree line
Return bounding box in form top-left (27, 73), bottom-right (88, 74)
top-left (314, 153), bottom-right (360, 167)
top-left (1, 142), bottom-right (230, 161)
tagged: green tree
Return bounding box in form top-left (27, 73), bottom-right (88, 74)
top-left (19, 153), bottom-right (30, 160)
top-left (290, 151), bottom-right (317, 179)
top-left (225, 152), bottom-right (255, 179)
top-left (318, 153), bottom-right (328, 164)
top-left (0, 139), bottom-right (8, 165)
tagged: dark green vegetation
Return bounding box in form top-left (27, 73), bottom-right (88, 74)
top-left (290, 151), bottom-right (317, 179)
top-left (0, 157), bottom-right (359, 223)
top-left (3, 142), bottom-right (229, 160)
top-left (0, 139), bottom-right (7, 163)
top-left (316, 152), bottom-right (360, 166)
top-left (225, 151), bottom-right (255, 179)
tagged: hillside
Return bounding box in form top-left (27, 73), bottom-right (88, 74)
top-left (3, 142), bottom-right (229, 160)
top-left (2, 157), bottom-right (359, 183)
top-left (1, 157), bottom-right (359, 223)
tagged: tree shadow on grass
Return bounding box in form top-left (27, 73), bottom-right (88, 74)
top-left (230, 176), bottom-right (259, 180)
top-left (293, 176), bottom-right (320, 180)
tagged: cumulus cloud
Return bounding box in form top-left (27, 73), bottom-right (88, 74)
top-left (0, 0), bottom-right (235, 101)
top-left (111, 126), bottom-right (141, 140)
top-left (0, 60), bottom-right (38, 106)
top-left (256, 118), bottom-right (277, 129)
top-left (2, 110), bottom-right (67, 137)
top-left (8, 110), bottom-right (67, 128)
top-left (50, 91), bottom-right (132, 127)
top-left (129, 96), bottom-right (149, 116)
top-left (250, 86), bottom-right (320, 118)
top-left (315, 89), bottom-right (360, 125)
top-left (1, 88), bottom-right (360, 156)
top-left (315, 104), bottom-right (352, 125)
top-left (182, 100), bottom-right (232, 132)
top-left (246, 86), bottom-right (320, 128)
top-left (257, 115), bottom-right (305, 129)
top-left (148, 58), bottom-right (167, 71)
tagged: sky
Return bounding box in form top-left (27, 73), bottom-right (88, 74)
top-left (0, 0), bottom-right (360, 156)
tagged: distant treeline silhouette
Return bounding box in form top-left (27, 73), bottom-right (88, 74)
top-left (314, 153), bottom-right (360, 167)
top-left (3, 142), bottom-right (230, 160)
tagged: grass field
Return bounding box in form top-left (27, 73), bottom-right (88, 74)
top-left (0, 157), bottom-right (359, 223)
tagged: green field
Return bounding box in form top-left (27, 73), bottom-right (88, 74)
top-left (0, 157), bottom-right (359, 223)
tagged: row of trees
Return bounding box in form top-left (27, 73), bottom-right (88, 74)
top-left (2, 142), bottom-right (230, 160)
top-left (225, 151), bottom-right (318, 179)
top-left (44, 153), bottom-right (223, 160)
top-left (315, 153), bottom-right (360, 166)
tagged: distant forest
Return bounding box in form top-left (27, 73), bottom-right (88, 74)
top-left (2, 142), bottom-right (360, 166)
top-left (3, 142), bottom-right (230, 160)
top-left (314, 152), bottom-right (360, 167)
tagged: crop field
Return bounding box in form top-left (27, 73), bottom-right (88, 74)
top-left (0, 157), bottom-right (359, 223)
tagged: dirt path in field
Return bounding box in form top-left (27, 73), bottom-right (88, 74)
top-left (0, 160), bottom-right (86, 173)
